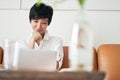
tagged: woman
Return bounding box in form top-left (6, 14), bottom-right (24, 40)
top-left (20, 3), bottom-right (63, 70)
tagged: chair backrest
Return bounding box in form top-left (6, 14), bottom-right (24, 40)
top-left (61, 46), bottom-right (69, 68)
top-left (61, 46), bottom-right (98, 71)
top-left (0, 47), bottom-right (3, 64)
top-left (98, 44), bottom-right (120, 80)
top-left (93, 48), bottom-right (98, 71)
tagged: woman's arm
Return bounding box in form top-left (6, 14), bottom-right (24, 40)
top-left (54, 38), bottom-right (64, 70)
top-left (28, 37), bottom-right (36, 49)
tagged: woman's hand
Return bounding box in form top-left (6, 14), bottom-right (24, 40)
top-left (28, 31), bottom-right (42, 49)
top-left (32, 31), bottom-right (42, 42)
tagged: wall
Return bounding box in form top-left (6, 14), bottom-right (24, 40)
top-left (0, 0), bottom-right (120, 49)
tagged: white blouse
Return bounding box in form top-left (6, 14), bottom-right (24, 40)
top-left (18, 31), bottom-right (64, 70)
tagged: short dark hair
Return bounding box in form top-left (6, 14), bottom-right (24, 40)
top-left (29, 3), bottom-right (53, 25)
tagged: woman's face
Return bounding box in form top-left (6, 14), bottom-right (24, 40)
top-left (30, 18), bottom-right (49, 35)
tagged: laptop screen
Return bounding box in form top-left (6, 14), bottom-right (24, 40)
top-left (13, 48), bottom-right (57, 71)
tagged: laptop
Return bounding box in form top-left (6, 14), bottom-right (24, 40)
top-left (13, 48), bottom-right (57, 71)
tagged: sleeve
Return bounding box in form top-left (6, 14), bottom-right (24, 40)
top-left (54, 38), bottom-right (64, 70)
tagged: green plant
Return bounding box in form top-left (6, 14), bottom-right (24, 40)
top-left (78, 0), bottom-right (86, 8)
top-left (36, 0), bottom-right (42, 7)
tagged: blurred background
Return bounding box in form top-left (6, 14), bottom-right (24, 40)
top-left (0, 0), bottom-right (120, 49)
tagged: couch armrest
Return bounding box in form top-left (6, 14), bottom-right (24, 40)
top-left (98, 44), bottom-right (120, 80)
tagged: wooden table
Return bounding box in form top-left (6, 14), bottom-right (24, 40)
top-left (0, 70), bottom-right (105, 80)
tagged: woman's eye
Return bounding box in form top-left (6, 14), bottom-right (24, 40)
top-left (42, 23), bottom-right (47, 24)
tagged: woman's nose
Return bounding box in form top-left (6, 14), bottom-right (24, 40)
top-left (37, 22), bottom-right (41, 29)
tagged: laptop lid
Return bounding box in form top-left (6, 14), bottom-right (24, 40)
top-left (13, 48), bottom-right (57, 71)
